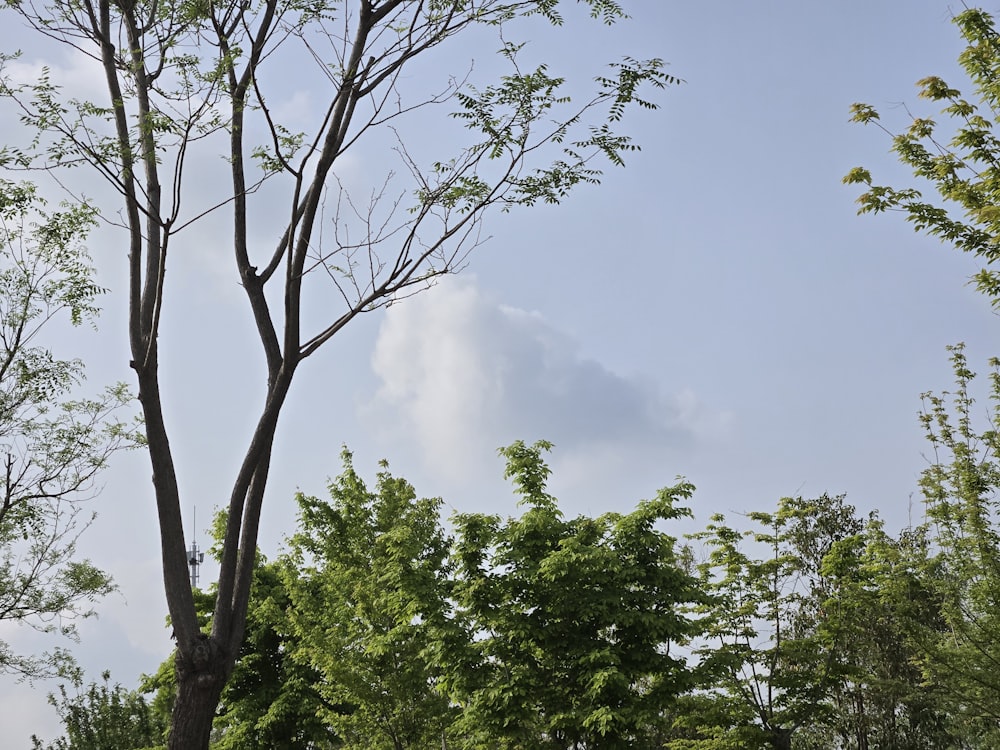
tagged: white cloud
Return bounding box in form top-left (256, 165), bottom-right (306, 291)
top-left (366, 277), bottom-right (731, 485)
top-left (3, 47), bottom-right (107, 104)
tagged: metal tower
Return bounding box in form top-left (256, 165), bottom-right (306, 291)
top-left (187, 507), bottom-right (205, 589)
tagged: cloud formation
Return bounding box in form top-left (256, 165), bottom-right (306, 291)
top-left (367, 278), bottom-right (729, 484)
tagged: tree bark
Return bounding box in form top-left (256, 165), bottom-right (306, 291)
top-left (767, 727), bottom-right (793, 750)
top-left (168, 634), bottom-right (230, 750)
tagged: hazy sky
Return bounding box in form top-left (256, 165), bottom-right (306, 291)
top-left (4, 2), bottom-right (997, 745)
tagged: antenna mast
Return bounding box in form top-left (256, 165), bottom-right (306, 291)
top-left (187, 507), bottom-right (204, 589)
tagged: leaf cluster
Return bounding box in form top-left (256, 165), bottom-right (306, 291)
top-left (845, 8), bottom-right (1000, 305)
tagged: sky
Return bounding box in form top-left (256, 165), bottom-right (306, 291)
top-left (2, 1), bottom-right (998, 745)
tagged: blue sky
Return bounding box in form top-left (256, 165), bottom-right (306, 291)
top-left (3, 2), bottom-right (998, 744)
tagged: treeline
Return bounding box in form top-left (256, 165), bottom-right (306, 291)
top-left (32, 350), bottom-right (1000, 749)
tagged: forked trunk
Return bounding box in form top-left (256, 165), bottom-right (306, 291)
top-left (167, 634), bottom-right (230, 750)
top-left (767, 727), bottom-right (793, 750)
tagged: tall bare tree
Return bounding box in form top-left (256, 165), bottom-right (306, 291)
top-left (0, 1), bottom-right (673, 746)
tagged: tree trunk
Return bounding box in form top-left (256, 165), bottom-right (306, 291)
top-left (167, 634), bottom-right (230, 750)
top-left (767, 727), bottom-right (793, 750)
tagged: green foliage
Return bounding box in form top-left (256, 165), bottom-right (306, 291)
top-left (281, 448), bottom-right (456, 750)
top-left (447, 43), bottom-right (673, 209)
top-left (660, 692), bottom-right (769, 750)
top-left (211, 560), bottom-right (339, 750)
top-left (892, 344), bottom-right (1000, 739)
top-left (31, 670), bottom-right (167, 750)
top-left (688, 495), bottom-right (853, 747)
top-left (799, 520), bottom-right (960, 750)
top-left (844, 13), bottom-right (1000, 740)
top-left (142, 529), bottom-right (338, 750)
top-left (845, 8), bottom-right (1000, 305)
top-left (688, 493), bottom-right (956, 749)
top-left (444, 439), bottom-right (703, 749)
top-left (140, 442), bottom-right (705, 749)
top-left (0, 179), bottom-right (134, 679)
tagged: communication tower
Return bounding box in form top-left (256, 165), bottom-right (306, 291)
top-left (187, 507), bottom-right (205, 589)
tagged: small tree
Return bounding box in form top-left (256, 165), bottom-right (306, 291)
top-left (282, 449), bottom-right (457, 750)
top-left (688, 494), bottom-right (960, 750)
top-left (0, 178), bottom-right (129, 680)
top-left (688, 495), bottom-right (861, 750)
top-left (32, 670), bottom-right (167, 750)
top-left (0, 3), bottom-right (674, 745)
top-left (891, 344), bottom-right (1000, 741)
top-left (446, 440), bottom-right (702, 749)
